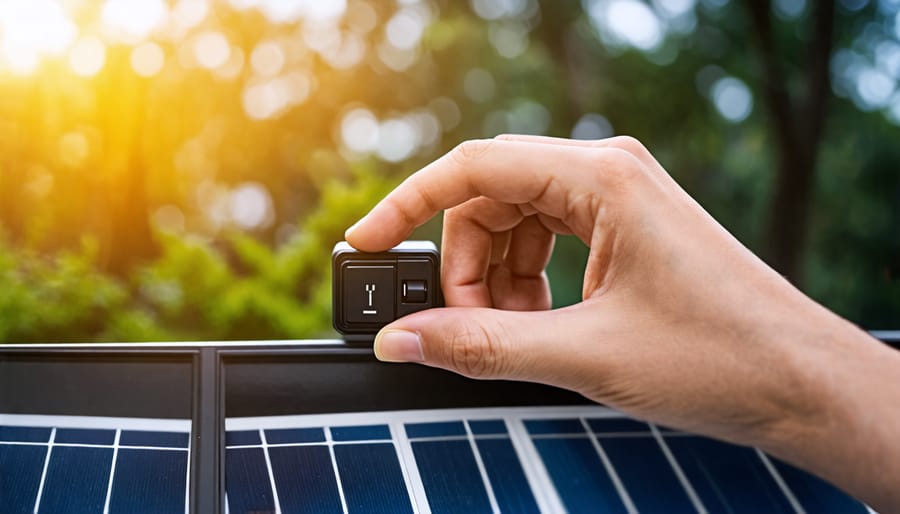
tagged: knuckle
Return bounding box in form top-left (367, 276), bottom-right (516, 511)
top-left (450, 139), bottom-right (493, 167)
top-left (607, 135), bottom-right (649, 159)
top-left (447, 321), bottom-right (502, 378)
top-left (587, 147), bottom-right (642, 186)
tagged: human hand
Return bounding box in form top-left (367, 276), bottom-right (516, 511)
top-left (345, 135), bottom-right (900, 510)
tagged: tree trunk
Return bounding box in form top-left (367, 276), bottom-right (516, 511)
top-left (745, 0), bottom-right (835, 285)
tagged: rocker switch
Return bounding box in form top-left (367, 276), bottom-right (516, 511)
top-left (402, 280), bottom-right (427, 303)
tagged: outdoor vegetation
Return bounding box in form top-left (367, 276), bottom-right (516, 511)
top-left (0, 0), bottom-right (898, 342)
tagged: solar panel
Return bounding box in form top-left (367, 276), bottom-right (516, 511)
top-left (223, 406), bottom-right (871, 514)
top-left (4, 339), bottom-right (890, 513)
top-left (0, 415), bottom-right (191, 514)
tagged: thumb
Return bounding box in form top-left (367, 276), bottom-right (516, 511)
top-left (373, 306), bottom-right (581, 382)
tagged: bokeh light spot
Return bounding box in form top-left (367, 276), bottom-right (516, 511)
top-left (376, 118), bottom-right (418, 162)
top-left (251, 40), bottom-right (285, 77)
top-left (386, 9), bottom-right (426, 49)
top-left (230, 182), bottom-right (273, 229)
top-left (572, 113), bottom-right (614, 140)
top-left (711, 76), bottom-right (753, 123)
top-left (131, 41), bottom-right (165, 77)
top-left (69, 37), bottom-right (107, 78)
top-left (194, 31), bottom-right (231, 70)
top-left (340, 108), bottom-right (379, 153)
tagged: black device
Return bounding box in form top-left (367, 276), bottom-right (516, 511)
top-left (332, 240), bottom-right (443, 340)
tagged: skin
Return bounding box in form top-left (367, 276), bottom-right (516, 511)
top-left (345, 135), bottom-right (900, 512)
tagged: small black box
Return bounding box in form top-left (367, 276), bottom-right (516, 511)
top-left (332, 241), bottom-right (443, 340)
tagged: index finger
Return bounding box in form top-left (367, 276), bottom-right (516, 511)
top-left (344, 138), bottom-right (639, 251)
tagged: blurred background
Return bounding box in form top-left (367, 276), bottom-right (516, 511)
top-left (0, 0), bottom-right (897, 343)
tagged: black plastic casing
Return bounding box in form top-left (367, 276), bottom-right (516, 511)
top-left (332, 241), bottom-right (443, 340)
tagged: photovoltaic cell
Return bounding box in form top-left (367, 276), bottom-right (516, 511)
top-left (333, 443), bottom-right (412, 514)
top-left (0, 425), bottom-right (51, 442)
top-left (405, 421), bottom-right (466, 438)
top-left (410, 439), bottom-right (493, 513)
top-left (268, 445), bottom-right (342, 514)
top-left (225, 430), bottom-right (261, 447)
top-left (38, 446), bottom-right (112, 514)
top-left (0, 444), bottom-right (46, 514)
top-left (108, 448), bottom-right (188, 513)
top-left (331, 424), bottom-right (391, 441)
top-left (225, 447), bottom-right (275, 514)
top-left (468, 419), bottom-right (507, 435)
top-left (265, 427), bottom-right (326, 444)
top-left (119, 430), bottom-right (189, 448)
top-left (54, 428), bottom-right (116, 445)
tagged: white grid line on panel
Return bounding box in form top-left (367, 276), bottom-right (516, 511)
top-left (463, 420), bottom-right (501, 514)
top-left (649, 424), bottom-right (707, 514)
top-left (259, 429), bottom-right (283, 514)
top-left (506, 418), bottom-right (566, 514)
top-left (31, 427), bottom-right (56, 514)
top-left (387, 422), bottom-right (422, 514)
top-left (102, 429), bottom-right (121, 514)
top-left (580, 417), bottom-right (638, 514)
top-left (324, 427), bottom-right (349, 514)
top-left (756, 449), bottom-right (806, 514)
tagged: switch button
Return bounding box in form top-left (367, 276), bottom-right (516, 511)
top-left (402, 280), bottom-right (427, 303)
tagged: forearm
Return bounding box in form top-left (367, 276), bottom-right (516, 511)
top-left (757, 310), bottom-right (900, 513)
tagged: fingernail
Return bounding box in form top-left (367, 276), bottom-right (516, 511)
top-left (374, 330), bottom-right (424, 363)
top-left (344, 215), bottom-right (368, 239)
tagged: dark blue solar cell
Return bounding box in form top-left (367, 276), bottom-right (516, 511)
top-left (334, 443), bottom-right (413, 514)
top-left (267, 445), bottom-right (342, 514)
top-left (587, 418), bottom-right (652, 434)
top-left (0, 425), bottom-right (51, 442)
top-left (331, 425), bottom-right (391, 442)
top-left (0, 444), bottom-right (46, 514)
top-left (475, 438), bottom-right (539, 513)
top-left (55, 428), bottom-right (116, 445)
top-left (468, 420), bottom-right (507, 435)
top-left (119, 430), bottom-right (189, 449)
top-left (598, 436), bottom-right (694, 513)
top-left (404, 421), bottom-right (466, 439)
top-left (107, 449), bottom-right (188, 513)
top-left (411, 439), bottom-right (492, 513)
top-left (665, 436), bottom-right (793, 513)
top-left (532, 437), bottom-right (627, 513)
top-left (771, 457), bottom-right (868, 514)
top-left (265, 427), bottom-right (325, 444)
top-left (523, 418), bottom-right (585, 435)
top-left (38, 446), bottom-right (112, 514)
top-left (226, 447), bottom-right (275, 514)
top-left (226, 430), bottom-right (261, 447)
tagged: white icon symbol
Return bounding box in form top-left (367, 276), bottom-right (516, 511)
top-left (363, 284), bottom-right (377, 315)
